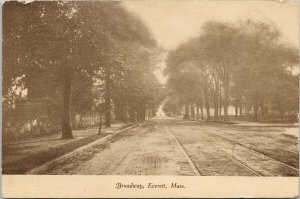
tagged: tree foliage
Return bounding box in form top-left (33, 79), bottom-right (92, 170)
top-left (164, 20), bottom-right (298, 122)
top-left (3, 1), bottom-right (161, 139)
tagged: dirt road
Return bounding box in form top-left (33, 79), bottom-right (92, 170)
top-left (30, 116), bottom-right (299, 176)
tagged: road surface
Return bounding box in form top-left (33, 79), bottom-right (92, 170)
top-left (32, 116), bottom-right (299, 176)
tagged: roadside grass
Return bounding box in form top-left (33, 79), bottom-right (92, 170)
top-left (2, 133), bottom-right (110, 174)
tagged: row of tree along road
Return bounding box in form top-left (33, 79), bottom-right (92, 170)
top-left (3, 1), bottom-right (298, 141)
top-left (163, 20), bottom-right (298, 123)
top-left (3, 1), bottom-right (163, 140)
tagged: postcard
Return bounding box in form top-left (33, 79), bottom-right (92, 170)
top-left (2, 0), bottom-right (299, 198)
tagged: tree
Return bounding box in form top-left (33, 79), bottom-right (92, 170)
top-left (3, 1), bottom-right (159, 138)
top-left (232, 20), bottom-right (298, 121)
top-left (165, 41), bottom-right (206, 120)
top-left (164, 19), bottom-right (298, 122)
top-left (112, 44), bottom-right (162, 123)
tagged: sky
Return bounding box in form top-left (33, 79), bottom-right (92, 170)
top-left (122, 0), bottom-right (299, 84)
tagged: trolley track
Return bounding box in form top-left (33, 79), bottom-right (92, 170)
top-left (160, 119), bottom-right (262, 176)
top-left (214, 128), bottom-right (298, 154)
top-left (204, 129), bottom-right (299, 170)
top-left (220, 130), bottom-right (299, 165)
top-left (161, 119), bottom-right (298, 176)
top-left (157, 119), bottom-right (201, 176)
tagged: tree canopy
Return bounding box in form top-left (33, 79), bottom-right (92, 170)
top-left (164, 20), bottom-right (298, 122)
top-left (3, 1), bottom-right (162, 139)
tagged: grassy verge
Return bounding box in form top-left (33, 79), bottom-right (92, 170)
top-left (2, 133), bottom-right (111, 174)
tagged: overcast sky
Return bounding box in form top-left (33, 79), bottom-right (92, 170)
top-left (122, 0), bottom-right (299, 83)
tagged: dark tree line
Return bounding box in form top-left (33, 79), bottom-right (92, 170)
top-left (3, 1), bottom-right (162, 139)
top-left (164, 20), bottom-right (298, 122)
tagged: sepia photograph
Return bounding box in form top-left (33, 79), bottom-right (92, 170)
top-left (2, 0), bottom-right (299, 197)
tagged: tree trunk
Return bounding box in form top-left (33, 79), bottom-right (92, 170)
top-left (120, 88), bottom-right (127, 122)
top-left (235, 99), bottom-right (238, 119)
top-left (254, 98), bottom-right (258, 122)
top-left (141, 103), bottom-right (146, 121)
top-left (260, 99), bottom-right (265, 118)
top-left (198, 99), bottom-right (204, 120)
top-left (184, 103), bottom-right (189, 119)
top-left (224, 76), bottom-right (229, 121)
top-left (98, 114), bottom-right (102, 134)
top-left (213, 94), bottom-right (219, 121)
top-left (239, 102), bottom-right (243, 117)
top-left (151, 107), bottom-right (155, 118)
top-left (178, 106), bottom-right (182, 116)
top-left (196, 104), bottom-right (200, 119)
top-left (105, 67), bottom-right (111, 128)
top-left (214, 79), bottom-right (219, 120)
top-left (219, 95), bottom-right (222, 117)
top-left (147, 108), bottom-right (151, 119)
top-left (61, 67), bottom-right (73, 139)
top-left (203, 85), bottom-right (210, 121)
top-left (191, 103), bottom-right (195, 120)
top-left (200, 105), bottom-right (204, 120)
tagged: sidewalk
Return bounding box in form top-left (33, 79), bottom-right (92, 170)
top-left (231, 120), bottom-right (298, 127)
top-left (232, 121), bottom-right (299, 138)
top-left (191, 117), bottom-right (298, 138)
top-left (3, 123), bottom-right (132, 174)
